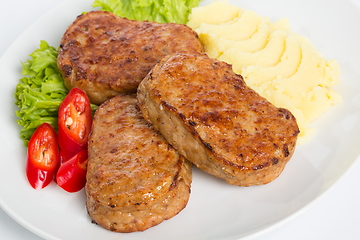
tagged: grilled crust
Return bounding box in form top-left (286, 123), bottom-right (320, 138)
top-left (137, 52), bottom-right (299, 186)
top-left (57, 11), bottom-right (203, 105)
top-left (86, 95), bottom-right (192, 232)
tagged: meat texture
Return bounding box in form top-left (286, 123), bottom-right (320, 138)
top-left (137, 52), bottom-right (300, 187)
top-left (86, 94), bottom-right (192, 232)
top-left (57, 11), bottom-right (203, 105)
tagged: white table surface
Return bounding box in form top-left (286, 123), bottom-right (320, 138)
top-left (1, 0), bottom-right (360, 239)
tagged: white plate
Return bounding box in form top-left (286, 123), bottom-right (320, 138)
top-left (1, 0), bottom-right (360, 239)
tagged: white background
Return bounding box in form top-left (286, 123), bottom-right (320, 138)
top-left (1, 0), bottom-right (360, 239)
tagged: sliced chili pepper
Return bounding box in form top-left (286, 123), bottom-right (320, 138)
top-left (26, 123), bottom-right (59, 189)
top-left (56, 149), bottom-right (88, 193)
top-left (58, 87), bottom-right (92, 157)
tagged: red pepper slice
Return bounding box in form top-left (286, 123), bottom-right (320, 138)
top-left (56, 149), bottom-right (88, 193)
top-left (59, 148), bottom-right (76, 164)
top-left (26, 123), bottom-right (59, 189)
top-left (58, 87), bottom-right (92, 157)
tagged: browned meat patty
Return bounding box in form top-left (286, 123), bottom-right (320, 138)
top-left (57, 11), bottom-right (203, 105)
top-left (85, 94), bottom-right (192, 232)
top-left (137, 52), bottom-right (300, 187)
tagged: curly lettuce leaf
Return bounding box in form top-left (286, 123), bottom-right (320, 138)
top-left (15, 40), bottom-right (68, 146)
top-left (92, 0), bottom-right (201, 24)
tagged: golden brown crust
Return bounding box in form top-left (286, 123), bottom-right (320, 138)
top-left (86, 94), bottom-right (192, 232)
top-left (57, 11), bottom-right (203, 105)
top-left (137, 52), bottom-right (299, 186)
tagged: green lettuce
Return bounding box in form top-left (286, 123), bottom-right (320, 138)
top-left (92, 0), bottom-right (201, 24)
top-left (15, 40), bottom-right (68, 146)
top-left (15, 41), bottom-right (98, 146)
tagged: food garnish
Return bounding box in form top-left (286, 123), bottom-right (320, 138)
top-left (15, 41), bottom-right (68, 146)
top-left (25, 88), bottom-right (92, 192)
top-left (26, 122), bottom-right (60, 189)
top-left (56, 149), bottom-right (88, 193)
top-left (92, 0), bottom-right (201, 24)
top-left (57, 87), bottom-right (92, 161)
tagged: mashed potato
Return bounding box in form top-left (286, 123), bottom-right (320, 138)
top-left (187, 1), bottom-right (341, 143)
